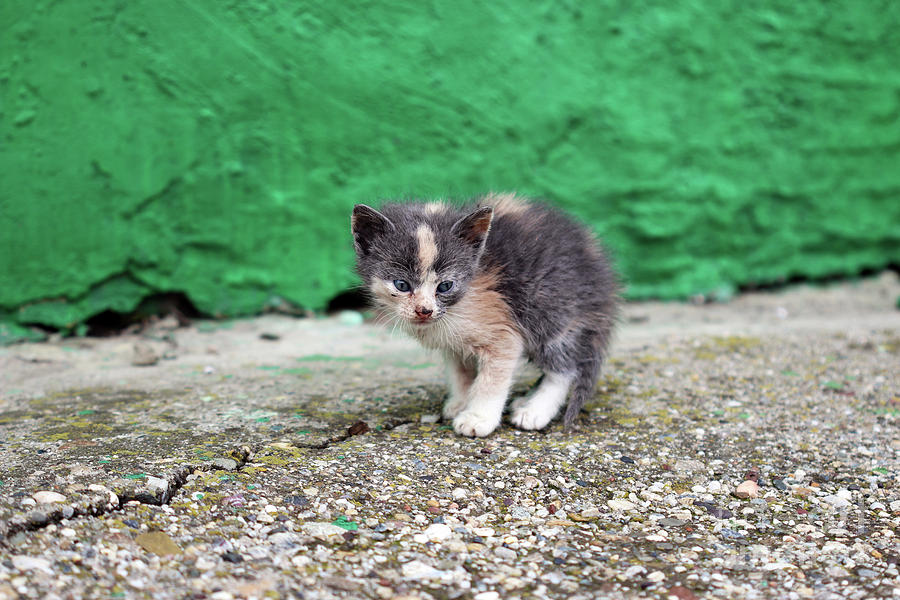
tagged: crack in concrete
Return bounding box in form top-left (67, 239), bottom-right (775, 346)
top-left (0, 416), bottom-right (415, 546)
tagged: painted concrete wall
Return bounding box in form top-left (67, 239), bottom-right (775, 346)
top-left (2, 1), bottom-right (899, 332)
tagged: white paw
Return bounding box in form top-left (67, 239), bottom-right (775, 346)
top-left (442, 394), bottom-right (468, 419)
top-left (510, 401), bottom-right (557, 431)
top-left (453, 410), bottom-right (501, 437)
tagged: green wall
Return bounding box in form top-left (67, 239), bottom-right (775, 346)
top-left (2, 1), bottom-right (899, 333)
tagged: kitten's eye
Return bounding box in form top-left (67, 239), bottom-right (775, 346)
top-left (436, 281), bottom-right (454, 294)
top-left (393, 279), bottom-right (411, 292)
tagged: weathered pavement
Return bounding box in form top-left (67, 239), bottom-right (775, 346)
top-left (1, 274), bottom-right (899, 600)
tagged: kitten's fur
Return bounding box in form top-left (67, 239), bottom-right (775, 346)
top-left (351, 193), bottom-right (619, 437)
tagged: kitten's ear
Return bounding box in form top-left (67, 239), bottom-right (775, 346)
top-left (451, 206), bottom-right (494, 251)
top-left (351, 204), bottom-right (394, 256)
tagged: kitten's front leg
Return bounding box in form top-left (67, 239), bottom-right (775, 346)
top-left (453, 339), bottom-right (523, 437)
top-left (443, 356), bottom-right (476, 420)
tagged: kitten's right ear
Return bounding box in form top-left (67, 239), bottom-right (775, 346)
top-left (351, 204), bottom-right (394, 256)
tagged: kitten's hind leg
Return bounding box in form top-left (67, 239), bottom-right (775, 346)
top-left (510, 371), bottom-right (574, 430)
top-left (443, 356), bottom-right (476, 420)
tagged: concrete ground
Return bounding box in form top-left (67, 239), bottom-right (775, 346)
top-left (0, 273), bottom-right (898, 600)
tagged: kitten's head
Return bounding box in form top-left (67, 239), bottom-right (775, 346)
top-left (351, 203), bottom-right (493, 327)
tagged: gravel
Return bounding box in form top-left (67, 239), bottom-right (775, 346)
top-left (0, 273), bottom-right (899, 599)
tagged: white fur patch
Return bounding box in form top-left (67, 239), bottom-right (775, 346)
top-left (510, 372), bottom-right (574, 430)
top-left (424, 202), bottom-right (447, 215)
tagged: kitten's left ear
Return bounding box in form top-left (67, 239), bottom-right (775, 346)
top-left (351, 204), bottom-right (395, 256)
top-left (451, 206), bottom-right (494, 252)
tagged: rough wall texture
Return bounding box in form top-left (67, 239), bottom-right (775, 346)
top-left (2, 1), bottom-right (899, 330)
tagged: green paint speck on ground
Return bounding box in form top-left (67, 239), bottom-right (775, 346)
top-left (823, 381), bottom-right (844, 390)
top-left (76, 409), bottom-right (95, 415)
top-left (296, 354), bottom-right (364, 362)
top-left (331, 516), bottom-right (358, 531)
top-left (872, 467), bottom-right (889, 474)
top-left (781, 370), bottom-right (800, 376)
top-left (255, 417), bottom-right (270, 423)
top-left (125, 473), bottom-right (146, 479)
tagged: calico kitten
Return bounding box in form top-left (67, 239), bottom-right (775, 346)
top-left (351, 193), bottom-right (619, 437)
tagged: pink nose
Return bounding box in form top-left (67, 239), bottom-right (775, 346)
top-left (415, 306), bottom-right (433, 317)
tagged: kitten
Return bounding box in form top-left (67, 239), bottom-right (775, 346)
top-left (351, 193), bottom-right (619, 437)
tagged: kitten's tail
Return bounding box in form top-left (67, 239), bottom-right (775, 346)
top-left (563, 331), bottom-right (608, 429)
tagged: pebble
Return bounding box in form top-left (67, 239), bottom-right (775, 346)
top-left (32, 491), bottom-right (66, 504)
top-left (580, 507), bottom-right (601, 518)
top-left (423, 523), bottom-right (452, 542)
top-left (647, 570), bottom-right (666, 583)
top-left (773, 479), bottom-right (787, 491)
top-left (211, 458), bottom-right (239, 471)
top-left (302, 522), bottom-right (349, 538)
top-left (452, 488), bottom-right (467, 500)
top-left (420, 414), bottom-right (440, 424)
top-left (607, 499), bottom-right (636, 511)
top-left (495, 547), bottom-right (517, 560)
top-left (11, 556), bottom-right (53, 574)
top-left (823, 495), bottom-right (851, 509)
top-left (401, 560), bottom-right (443, 580)
top-left (131, 342), bottom-right (159, 366)
top-left (474, 593), bottom-right (499, 600)
top-left (509, 507), bottom-right (530, 520)
top-left (135, 532), bottom-right (181, 556)
top-left (734, 480), bottom-right (759, 499)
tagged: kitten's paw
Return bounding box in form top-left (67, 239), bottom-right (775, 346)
top-left (510, 401), bottom-right (557, 431)
top-left (442, 395), bottom-right (468, 420)
top-left (453, 410), bottom-right (501, 437)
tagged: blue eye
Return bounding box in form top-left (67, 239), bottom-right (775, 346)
top-left (436, 281), bottom-right (454, 293)
top-left (393, 279), bottom-right (411, 292)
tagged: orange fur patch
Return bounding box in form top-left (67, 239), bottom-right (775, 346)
top-left (483, 192), bottom-right (528, 217)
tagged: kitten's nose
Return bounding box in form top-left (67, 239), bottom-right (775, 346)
top-left (415, 306), bottom-right (433, 317)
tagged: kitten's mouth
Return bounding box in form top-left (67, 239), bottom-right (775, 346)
top-left (411, 316), bottom-right (438, 326)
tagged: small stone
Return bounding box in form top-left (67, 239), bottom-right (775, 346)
top-left (647, 570), bottom-right (665, 583)
top-left (423, 523), bottom-right (452, 542)
top-left (773, 479), bottom-right (787, 491)
top-left (32, 491), bottom-right (66, 504)
top-left (135, 532), bottom-right (182, 556)
top-left (523, 476), bottom-right (541, 489)
top-left (494, 547), bottom-right (517, 560)
top-left (401, 560), bottom-right (442, 580)
top-left (211, 458), bottom-right (239, 471)
top-left (509, 507), bottom-right (530, 520)
top-left (60, 527), bottom-right (76, 537)
top-left (420, 414), bottom-right (440, 424)
top-left (668, 585), bottom-right (699, 600)
top-left (259, 332), bottom-right (280, 340)
top-left (580, 507), bottom-right (601, 519)
top-left (659, 518), bottom-right (687, 527)
top-left (619, 456), bottom-right (635, 464)
top-left (474, 593), bottom-right (500, 600)
top-left (221, 551), bottom-right (243, 564)
top-left (347, 421), bottom-right (370, 436)
top-left (607, 499), bottom-right (636, 511)
top-left (11, 556), bottom-right (53, 573)
top-left (473, 527), bottom-right (495, 537)
top-left (823, 495), bottom-right (850, 509)
top-left (623, 565), bottom-right (646, 579)
top-left (452, 488), bottom-right (467, 500)
top-left (131, 343), bottom-right (158, 366)
top-left (302, 522), bottom-right (348, 538)
top-left (734, 480), bottom-right (759, 499)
